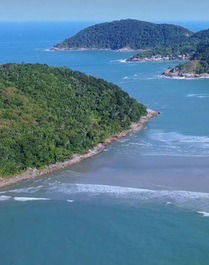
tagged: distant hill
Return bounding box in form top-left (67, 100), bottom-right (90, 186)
top-left (0, 64), bottom-right (147, 177)
top-left (54, 19), bottom-right (192, 50)
top-left (163, 43), bottom-right (209, 78)
top-left (190, 29), bottom-right (209, 44)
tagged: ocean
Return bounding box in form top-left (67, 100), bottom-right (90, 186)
top-left (0, 21), bottom-right (209, 265)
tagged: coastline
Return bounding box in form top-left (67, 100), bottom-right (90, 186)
top-left (51, 47), bottom-right (141, 52)
top-left (163, 73), bottom-right (209, 80)
top-left (126, 58), bottom-right (187, 63)
top-left (0, 109), bottom-right (159, 190)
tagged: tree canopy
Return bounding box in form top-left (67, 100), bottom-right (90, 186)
top-left (55, 19), bottom-right (192, 50)
top-left (0, 64), bottom-right (147, 177)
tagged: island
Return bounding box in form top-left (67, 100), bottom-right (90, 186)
top-left (53, 19), bottom-right (192, 51)
top-left (163, 43), bottom-right (209, 79)
top-left (0, 63), bottom-right (158, 188)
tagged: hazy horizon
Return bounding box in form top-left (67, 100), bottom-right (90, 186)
top-left (0, 20), bottom-right (208, 33)
top-left (1, 0), bottom-right (209, 22)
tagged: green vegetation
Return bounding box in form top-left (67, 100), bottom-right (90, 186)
top-left (127, 45), bottom-right (196, 61)
top-left (127, 28), bottom-right (209, 62)
top-left (164, 43), bottom-right (209, 76)
top-left (180, 43), bottom-right (209, 74)
top-left (55, 19), bottom-right (192, 50)
top-left (55, 19), bottom-right (209, 64)
top-left (0, 64), bottom-right (147, 177)
top-left (190, 29), bottom-right (209, 44)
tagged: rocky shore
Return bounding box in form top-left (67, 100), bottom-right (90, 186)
top-left (0, 109), bottom-right (159, 189)
top-left (126, 55), bottom-right (188, 63)
top-left (163, 69), bottom-right (209, 79)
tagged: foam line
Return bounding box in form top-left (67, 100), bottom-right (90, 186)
top-left (14, 197), bottom-right (50, 202)
top-left (0, 195), bottom-right (11, 201)
top-left (197, 211), bottom-right (209, 217)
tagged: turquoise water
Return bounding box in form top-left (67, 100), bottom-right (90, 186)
top-left (1, 22), bottom-right (209, 265)
top-left (1, 200), bottom-right (209, 265)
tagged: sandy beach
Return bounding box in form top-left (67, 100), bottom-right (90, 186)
top-left (0, 109), bottom-right (158, 189)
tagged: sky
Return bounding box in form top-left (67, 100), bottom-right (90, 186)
top-left (1, 0), bottom-right (209, 22)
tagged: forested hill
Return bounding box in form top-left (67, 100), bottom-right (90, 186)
top-left (127, 29), bottom-right (209, 62)
top-left (191, 42), bottom-right (209, 62)
top-left (54, 19), bottom-right (192, 50)
top-left (0, 64), bottom-right (147, 177)
top-left (190, 29), bottom-right (209, 44)
top-left (163, 43), bottom-right (209, 77)
top-left (126, 46), bottom-right (195, 62)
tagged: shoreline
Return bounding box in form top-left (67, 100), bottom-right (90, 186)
top-left (163, 73), bottom-right (209, 80)
top-left (51, 47), bottom-right (140, 52)
top-left (126, 58), bottom-right (187, 63)
top-left (0, 109), bottom-right (159, 190)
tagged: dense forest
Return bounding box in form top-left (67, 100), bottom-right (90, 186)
top-left (54, 19), bottom-right (192, 50)
top-left (128, 32), bottom-right (209, 62)
top-left (0, 64), bottom-right (147, 177)
top-left (127, 27), bottom-right (209, 62)
top-left (190, 29), bottom-right (209, 44)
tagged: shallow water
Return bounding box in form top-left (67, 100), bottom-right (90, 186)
top-left (1, 22), bottom-right (209, 265)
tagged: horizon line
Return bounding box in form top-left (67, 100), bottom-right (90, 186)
top-left (0, 19), bottom-right (209, 23)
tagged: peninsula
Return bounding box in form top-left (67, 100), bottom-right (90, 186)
top-left (126, 47), bottom-right (191, 63)
top-left (0, 64), bottom-right (158, 187)
top-left (163, 43), bottom-right (209, 79)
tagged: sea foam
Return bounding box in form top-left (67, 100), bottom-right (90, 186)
top-left (110, 59), bottom-right (126, 63)
top-left (49, 183), bottom-right (209, 200)
top-left (197, 211), bottom-right (209, 217)
top-left (67, 199), bottom-right (75, 203)
top-left (48, 183), bottom-right (209, 212)
top-left (121, 73), bottom-right (161, 82)
top-left (187, 93), bottom-right (209, 99)
top-left (9, 185), bottom-right (43, 194)
top-left (14, 197), bottom-right (50, 202)
top-left (0, 195), bottom-right (11, 201)
top-left (149, 131), bottom-right (209, 144)
top-left (139, 130), bottom-right (209, 157)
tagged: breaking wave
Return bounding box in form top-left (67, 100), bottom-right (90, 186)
top-left (187, 93), bottom-right (209, 99)
top-left (197, 211), bottom-right (209, 217)
top-left (3, 181), bottom-right (209, 213)
top-left (13, 197), bottom-right (50, 202)
top-left (47, 183), bottom-right (209, 212)
top-left (110, 59), bottom-right (127, 63)
top-left (0, 195), bottom-right (11, 201)
top-left (120, 73), bottom-right (162, 83)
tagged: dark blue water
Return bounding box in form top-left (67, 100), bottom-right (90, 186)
top-left (1, 22), bottom-right (209, 265)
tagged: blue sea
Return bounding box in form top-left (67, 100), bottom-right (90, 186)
top-left (1, 21), bottom-right (209, 265)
